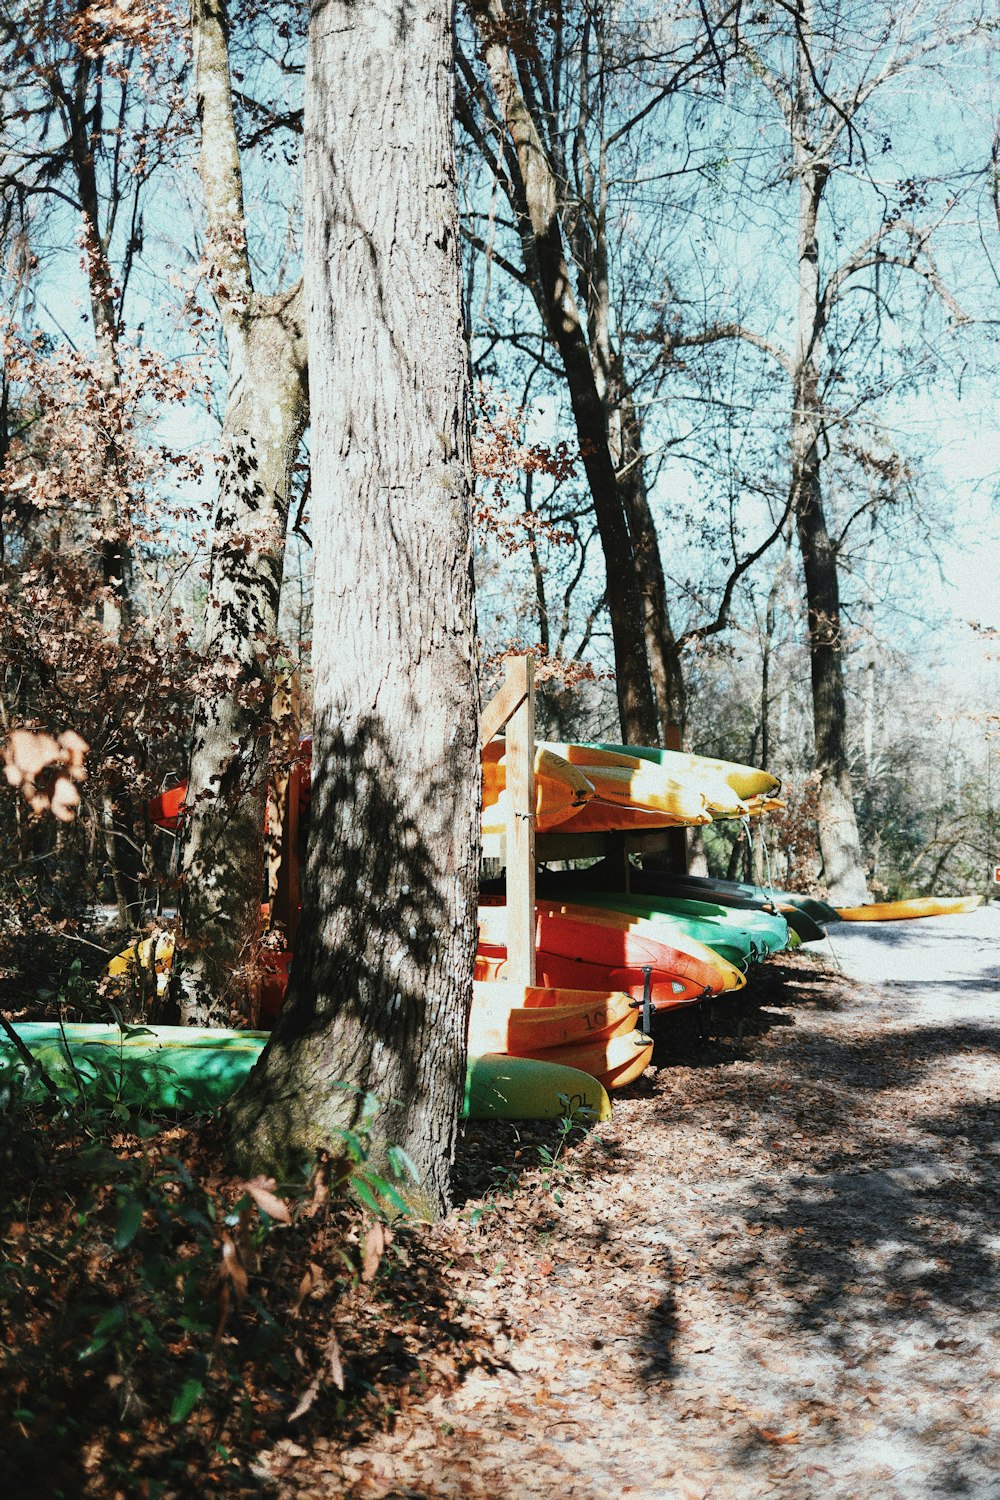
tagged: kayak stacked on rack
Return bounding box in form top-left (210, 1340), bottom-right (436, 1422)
top-left (105, 929), bottom-right (653, 1096)
top-left (473, 739), bottom-right (794, 1078)
top-left (149, 738), bottom-right (784, 847)
top-left (136, 734), bottom-right (803, 1108)
top-left (483, 739), bottom-right (784, 836)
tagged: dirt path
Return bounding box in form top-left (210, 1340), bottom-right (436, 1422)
top-left (264, 905), bottom-right (1000, 1499)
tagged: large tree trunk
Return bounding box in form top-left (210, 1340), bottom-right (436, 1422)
top-left (793, 442), bottom-right (868, 904)
top-left (169, 0), bottom-right (308, 1023)
top-left (229, 0), bottom-right (480, 1216)
top-left (791, 73), bottom-right (869, 900)
top-left (614, 387), bottom-right (686, 738)
top-left (788, 10), bottom-right (868, 907)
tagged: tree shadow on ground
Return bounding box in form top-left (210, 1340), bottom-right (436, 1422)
top-left (634, 951), bottom-right (1000, 1391)
top-left (646, 952), bottom-right (854, 1070)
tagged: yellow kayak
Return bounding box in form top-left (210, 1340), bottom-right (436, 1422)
top-left (835, 895), bottom-right (982, 922)
top-left (589, 742), bottom-right (780, 804)
top-left (482, 742), bottom-right (594, 835)
top-left (467, 982), bottom-right (639, 1056)
top-left (523, 1028), bottom-right (654, 1091)
top-left (542, 741), bottom-right (739, 818)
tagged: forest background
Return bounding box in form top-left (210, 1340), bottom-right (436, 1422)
top-left (1, 0), bottom-right (998, 964)
top-left (0, 1), bottom-right (998, 1486)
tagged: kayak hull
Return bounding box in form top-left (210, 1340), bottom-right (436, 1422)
top-left (834, 895), bottom-right (982, 922)
top-left (521, 1029), bottom-right (654, 1090)
top-left (535, 887), bottom-right (787, 962)
top-left (0, 1023), bottom-right (612, 1122)
top-left (478, 901), bottom-right (740, 997)
top-left (468, 984), bottom-right (640, 1054)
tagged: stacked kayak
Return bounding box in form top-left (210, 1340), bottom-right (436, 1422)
top-left (542, 891), bottom-right (791, 966)
top-left (0, 1021), bottom-right (612, 1123)
top-left (477, 901), bottom-right (744, 1008)
top-left (134, 737), bottom-right (799, 1104)
top-left (481, 741), bottom-right (595, 836)
top-left (146, 740), bottom-right (782, 844)
top-left (535, 742), bottom-right (783, 833)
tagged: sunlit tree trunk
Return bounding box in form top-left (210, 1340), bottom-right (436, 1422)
top-left (789, 10), bottom-right (868, 905)
top-left (169, 0), bottom-right (308, 1024)
top-left (229, 0), bottom-right (480, 1216)
top-left (469, 0), bottom-right (659, 743)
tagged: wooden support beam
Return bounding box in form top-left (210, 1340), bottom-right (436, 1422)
top-left (481, 658), bottom-right (530, 747)
top-left (664, 721), bottom-right (688, 875)
top-left (503, 655), bottom-right (536, 985)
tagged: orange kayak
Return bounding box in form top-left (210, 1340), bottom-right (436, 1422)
top-left (468, 983), bottom-right (639, 1055)
top-left (553, 798), bottom-right (711, 834)
top-left (521, 1028), bottom-right (654, 1090)
top-left (477, 901), bottom-right (739, 1006)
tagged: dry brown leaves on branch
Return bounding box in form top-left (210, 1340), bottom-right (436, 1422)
top-left (3, 729), bottom-right (89, 822)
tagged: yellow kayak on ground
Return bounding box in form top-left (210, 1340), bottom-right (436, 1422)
top-left (835, 895), bottom-right (982, 922)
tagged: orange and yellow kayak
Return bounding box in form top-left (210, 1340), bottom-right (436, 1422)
top-left (467, 983), bottom-right (639, 1056)
top-left (482, 741), bottom-right (597, 835)
top-left (835, 895), bottom-right (982, 922)
top-left (477, 901), bottom-right (743, 1007)
top-left (520, 1028), bottom-right (654, 1090)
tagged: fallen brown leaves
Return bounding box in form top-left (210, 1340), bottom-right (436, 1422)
top-left (5, 943), bottom-right (1000, 1500)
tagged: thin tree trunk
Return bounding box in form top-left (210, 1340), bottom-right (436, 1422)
top-left (229, 0), bottom-right (480, 1216)
top-left (793, 447), bottom-right (867, 903)
top-left (615, 388), bottom-right (686, 737)
top-left (470, 0), bottom-right (659, 743)
top-left (71, 59), bottom-right (137, 924)
top-left (789, 8), bottom-right (868, 906)
top-left (171, 301), bottom-right (307, 1023)
top-left (169, 0), bottom-right (308, 1024)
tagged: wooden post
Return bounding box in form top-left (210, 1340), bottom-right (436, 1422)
top-left (270, 668), bottom-right (302, 944)
top-left (664, 721), bottom-right (688, 875)
top-left (503, 656), bottom-right (536, 985)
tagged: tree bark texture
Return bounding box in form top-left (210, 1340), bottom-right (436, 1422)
top-left (64, 49), bottom-right (143, 923)
top-left (229, 0), bottom-right (481, 1216)
top-left (172, 300), bottom-right (307, 1023)
top-left (613, 385), bottom-right (686, 738)
top-left (171, 0), bottom-right (309, 1024)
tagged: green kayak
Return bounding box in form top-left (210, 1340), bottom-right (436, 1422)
top-left (626, 872), bottom-right (827, 942)
top-left (0, 1023), bottom-right (612, 1122)
top-left (533, 862), bottom-right (828, 942)
top-left (585, 892), bottom-right (790, 956)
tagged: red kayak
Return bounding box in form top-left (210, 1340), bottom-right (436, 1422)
top-left (476, 901), bottom-right (730, 1011)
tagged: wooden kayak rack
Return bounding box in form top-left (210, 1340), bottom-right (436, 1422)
top-left (269, 654), bottom-right (686, 985)
top-left (480, 655), bottom-right (688, 985)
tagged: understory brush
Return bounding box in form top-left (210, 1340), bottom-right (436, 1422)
top-left (0, 1072), bottom-right (493, 1499)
